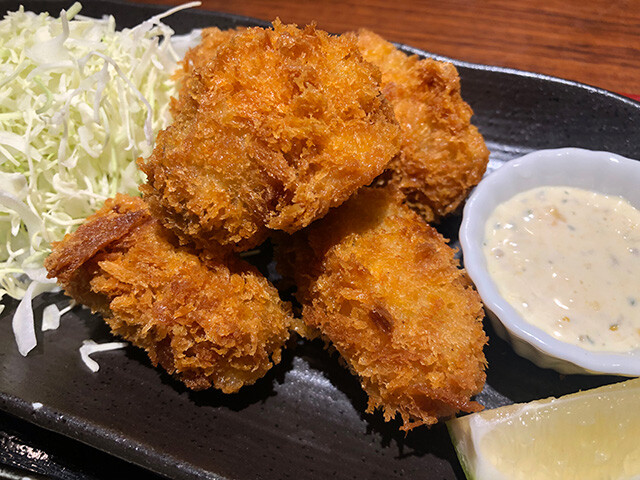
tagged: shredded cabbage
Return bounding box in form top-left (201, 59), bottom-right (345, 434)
top-left (79, 339), bottom-right (128, 372)
top-left (0, 2), bottom-right (200, 355)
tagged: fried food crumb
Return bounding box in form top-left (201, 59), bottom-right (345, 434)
top-left (139, 21), bottom-right (401, 251)
top-left (357, 29), bottom-right (490, 222)
top-left (277, 187), bottom-right (487, 429)
top-left (45, 194), bottom-right (293, 393)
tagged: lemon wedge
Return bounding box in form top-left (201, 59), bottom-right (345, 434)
top-left (447, 378), bottom-right (640, 480)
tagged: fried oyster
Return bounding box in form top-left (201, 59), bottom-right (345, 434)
top-left (45, 194), bottom-right (293, 393)
top-left (277, 186), bottom-right (487, 430)
top-left (139, 21), bottom-right (401, 252)
top-left (357, 29), bottom-right (490, 222)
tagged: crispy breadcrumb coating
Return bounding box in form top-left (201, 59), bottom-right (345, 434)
top-left (139, 21), bottom-right (401, 252)
top-left (44, 194), bottom-right (293, 393)
top-left (171, 27), bottom-right (238, 108)
top-left (277, 187), bottom-right (487, 430)
top-left (357, 29), bottom-right (490, 222)
top-left (180, 27), bottom-right (238, 74)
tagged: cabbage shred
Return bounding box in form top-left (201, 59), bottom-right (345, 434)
top-left (0, 3), bottom-right (184, 301)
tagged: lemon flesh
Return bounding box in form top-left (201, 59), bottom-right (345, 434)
top-left (447, 378), bottom-right (640, 480)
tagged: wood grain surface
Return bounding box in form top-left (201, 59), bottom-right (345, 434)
top-left (133, 0), bottom-right (640, 95)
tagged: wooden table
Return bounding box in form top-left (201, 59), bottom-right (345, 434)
top-left (135, 0), bottom-right (640, 97)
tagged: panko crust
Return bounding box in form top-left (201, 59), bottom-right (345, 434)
top-left (139, 21), bottom-right (401, 252)
top-left (175, 27), bottom-right (239, 81)
top-left (357, 29), bottom-right (490, 222)
top-left (44, 194), bottom-right (293, 394)
top-left (278, 187), bottom-right (487, 429)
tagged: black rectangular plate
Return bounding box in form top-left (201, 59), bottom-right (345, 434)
top-left (1, 1), bottom-right (639, 479)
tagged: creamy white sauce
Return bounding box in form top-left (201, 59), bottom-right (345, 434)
top-left (483, 186), bottom-right (640, 352)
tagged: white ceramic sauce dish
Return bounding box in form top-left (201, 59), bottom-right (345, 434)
top-left (460, 147), bottom-right (640, 376)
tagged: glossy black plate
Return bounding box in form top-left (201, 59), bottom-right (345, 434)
top-left (1, 1), bottom-right (639, 479)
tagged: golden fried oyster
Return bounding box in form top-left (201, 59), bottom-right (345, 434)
top-left (357, 29), bottom-right (490, 222)
top-left (277, 187), bottom-right (487, 429)
top-left (44, 194), bottom-right (293, 393)
top-left (139, 20), bottom-right (401, 252)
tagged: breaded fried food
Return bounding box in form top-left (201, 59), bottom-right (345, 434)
top-left (171, 27), bottom-right (238, 102)
top-left (139, 21), bottom-right (401, 252)
top-left (357, 29), bottom-right (490, 223)
top-left (44, 194), bottom-right (293, 393)
top-left (277, 187), bottom-right (487, 429)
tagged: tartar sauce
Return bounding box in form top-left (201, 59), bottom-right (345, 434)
top-left (483, 186), bottom-right (640, 352)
